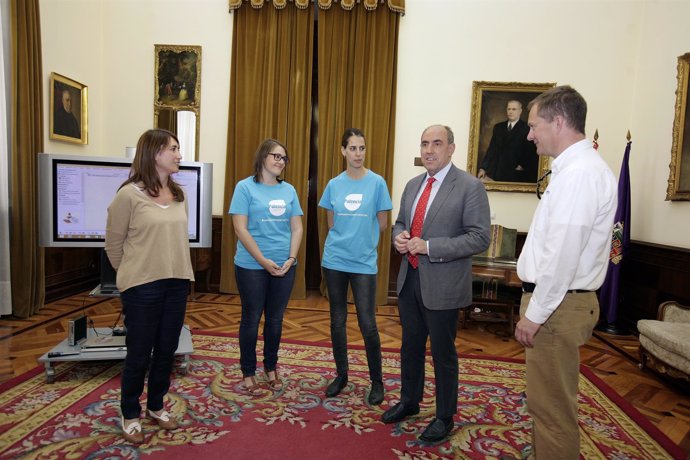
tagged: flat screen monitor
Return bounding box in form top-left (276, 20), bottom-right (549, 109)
top-left (38, 153), bottom-right (213, 248)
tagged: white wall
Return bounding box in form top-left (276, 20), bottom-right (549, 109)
top-left (40, 0), bottom-right (690, 248)
top-left (41, 0), bottom-right (103, 155)
top-left (41, 0), bottom-right (232, 217)
top-left (395, 0), bottom-right (637, 231)
top-left (627, 0), bottom-right (690, 248)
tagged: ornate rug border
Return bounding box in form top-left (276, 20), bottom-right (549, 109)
top-left (1, 329), bottom-right (684, 458)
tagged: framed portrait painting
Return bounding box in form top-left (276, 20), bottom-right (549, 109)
top-left (154, 44), bottom-right (201, 111)
top-left (49, 72), bottom-right (88, 144)
top-left (467, 81), bottom-right (555, 192)
top-left (666, 52), bottom-right (690, 201)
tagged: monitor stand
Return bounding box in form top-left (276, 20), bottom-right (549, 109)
top-left (38, 326), bottom-right (194, 383)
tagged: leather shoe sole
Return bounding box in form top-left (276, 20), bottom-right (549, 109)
top-left (381, 402), bottom-right (420, 424)
top-left (419, 417), bottom-right (454, 443)
top-left (325, 374), bottom-right (348, 397)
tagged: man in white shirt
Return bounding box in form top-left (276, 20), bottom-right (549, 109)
top-left (515, 86), bottom-right (617, 459)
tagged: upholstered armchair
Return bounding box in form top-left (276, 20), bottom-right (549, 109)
top-left (638, 301), bottom-right (690, 382)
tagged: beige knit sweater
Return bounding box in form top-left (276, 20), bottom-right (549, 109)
top-left (105, 184), bottom-right (194, 292)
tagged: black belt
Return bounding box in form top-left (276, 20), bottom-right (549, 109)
top-left (521, 282), bottom-right (592, 294)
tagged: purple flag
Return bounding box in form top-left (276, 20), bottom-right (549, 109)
top-left (598, 141), bottom-right (631, 324)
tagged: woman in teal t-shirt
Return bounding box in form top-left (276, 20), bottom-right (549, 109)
top-left (229, 139), bottom-right (303, 395)
top-left (319, 128), bottom-right (392, 405)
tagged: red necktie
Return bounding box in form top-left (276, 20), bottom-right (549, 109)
top-left (408, 177), bottom-right (435, 269)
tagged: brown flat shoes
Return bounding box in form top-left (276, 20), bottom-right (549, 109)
top-left (121, 417), bottom-right (144, 444)
top-left (148, 409), bottom-right (178, 430)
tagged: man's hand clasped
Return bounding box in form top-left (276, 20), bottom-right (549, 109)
top-left (394, 231), bottom-right (427, 255)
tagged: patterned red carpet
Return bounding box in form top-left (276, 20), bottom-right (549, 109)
top-left (0, 331), bottom-right (683, 459)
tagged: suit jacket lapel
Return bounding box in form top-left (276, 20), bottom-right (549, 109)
top-left (422, 166), bottom-right (457, 235)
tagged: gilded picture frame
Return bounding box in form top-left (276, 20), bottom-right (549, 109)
top-left (467, 81), bottom-right (555, 192)
top-left (154, 44), bottom-right (201, 111)
top-left (154, 44), bottom-right (201, 161)
top-left (666, 52), bottom-right (690, 201)
top-left (49, 72), bottom-right (88, 144)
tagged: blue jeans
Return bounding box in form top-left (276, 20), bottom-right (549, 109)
top-left (322, 267), bottom-right (382, 382)
top-left (235, 265), bottom-right (296, 377)
top-left (119, 278), bottom-right (188, 419)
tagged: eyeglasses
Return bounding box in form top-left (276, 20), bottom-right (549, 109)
top-left (536, 169), bottom-right (552, 200)
top-left (269, 153), bottom-right (289, 163)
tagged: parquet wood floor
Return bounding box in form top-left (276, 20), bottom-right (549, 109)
top-left (1, 290), bottom-right (688, 454)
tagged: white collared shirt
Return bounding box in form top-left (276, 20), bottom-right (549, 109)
top-left (410, 161), bottom-right (452, 221)
top-left (517, 139), bottom-right (617, 324)
top-left (410, 161), bottom-right (453, 257)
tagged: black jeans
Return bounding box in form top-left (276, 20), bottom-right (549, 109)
top-left (323, 267), bottom-right (382, 382)
top-left (120, 278), bottom-right (188, 419)
top-left (235, 265), bottom-right (296, 377)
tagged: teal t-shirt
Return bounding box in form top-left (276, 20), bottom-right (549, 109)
top-left (319, 170), bottom-right (392, 274)
top-left (229, 177), bottom-right (303, 270)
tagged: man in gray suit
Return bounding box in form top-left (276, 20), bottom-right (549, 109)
top-left (383, 124), bottom-right (490, 442)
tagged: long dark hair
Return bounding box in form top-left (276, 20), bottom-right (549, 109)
top-left (252, 138), bottom-right (289, 183)
top-left (120, 128), bottom-right (184, 202)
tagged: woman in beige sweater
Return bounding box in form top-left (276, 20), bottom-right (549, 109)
top-left (105, 129), bottom-right (194, 444)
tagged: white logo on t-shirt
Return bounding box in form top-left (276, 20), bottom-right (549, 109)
top-left (268, 199), bottom-right (287, 216)
top-left (343, 194), bottom-right (363, 211)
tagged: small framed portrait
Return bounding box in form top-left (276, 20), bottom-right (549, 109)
top-left (467, 81), bottom-right (556, 193)
top-left (666, 52), bottom-right (690, 201)
top-left (154, 44), bottom-right (202, 110)
top-left (49, 72), bottom-right (88, 144)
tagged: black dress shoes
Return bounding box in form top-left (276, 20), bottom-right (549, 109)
top-left (367, 380), bottom-right (384, 406)
top-left (419, 417), bottom-right (454, 443)
top-left (381, 402), bottom-right (420, 424)
top-left (325, 374), bottom-right (348, 397)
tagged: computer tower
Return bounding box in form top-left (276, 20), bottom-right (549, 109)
top-left (68, 315), bottom-right (87, 346)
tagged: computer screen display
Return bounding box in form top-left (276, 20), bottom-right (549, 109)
top-left (39, 153), bottom-right (212, 248)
